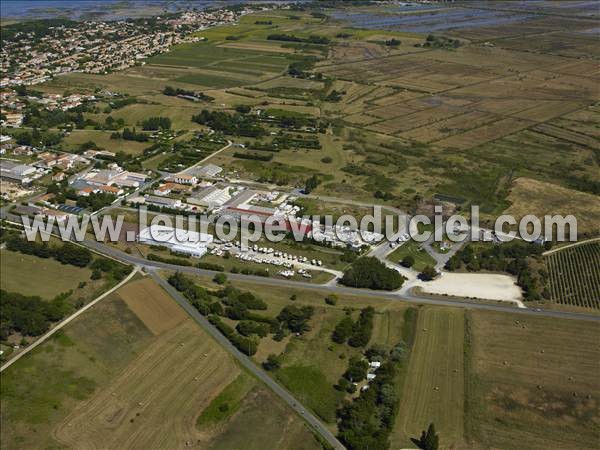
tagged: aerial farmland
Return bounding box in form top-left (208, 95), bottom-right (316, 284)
top-left (0, 1), bottom-right (598, 450)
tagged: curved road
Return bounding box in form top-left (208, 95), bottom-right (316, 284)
top-left (79, 238), bottom-right (600, 323)
top-left (2, 215), bottom-right (599, 450)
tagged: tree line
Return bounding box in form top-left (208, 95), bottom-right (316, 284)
top-left (332, 306), bottom-right (375, 347)
top-left (445, 241), bottom-right (549, 301)
top-left (192, 109), bottom-right (266, 138)
top-left (6, 235), bottom-right (92, 267)
top-left (0, 290), bottom-right (71, 339)
top-left (167, 273), bottom-right (314, 355)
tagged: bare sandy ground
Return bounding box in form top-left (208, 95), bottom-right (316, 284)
top-left (418, 272), bottom-right (524, 307)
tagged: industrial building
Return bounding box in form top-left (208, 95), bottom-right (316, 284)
top-left (0, 160), bottom-right (38, 184)
top-left (138, 224), bottom-right (213, 257)
top-left (187, 185), bottom-right (231, 208)
top-left (196, 163), bottom-right (223, 178)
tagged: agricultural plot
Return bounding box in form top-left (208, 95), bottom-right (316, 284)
top-left (467, 310), bottom-right (600, 449)
top-left (1, 278), bottom-right (247, 450)
top-left (62, 129), bottom-right (149, 155)
top-left (546, 241), bottom-right (600, 310)
top-left (54, 318), bottom-right (238, 450)
top-left (435, 117), bottom-right (534, 149)
top-left (0, 289), bottom-right (154, 450)
top-left (392, 308), bottom-right (465, 449)
top-left (495, 31), bottom-right (600, 59)
top-left (0, 249), bottom-right (91, 298)
top-left (145, 41), bottom-right (302, 89)
top-left (504, 178), bottom-right (600, 236)
top-left (206, 386), bottom-right (322, 450)
top-left (399, 110), bottom-right (500, 143)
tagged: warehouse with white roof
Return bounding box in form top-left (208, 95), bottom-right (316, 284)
top-left (138, 224), bottom-right (213, 257)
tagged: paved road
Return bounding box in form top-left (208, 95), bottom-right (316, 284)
top-left (0, 266), bottom-right (139, 373)
top-left (4, 211), bottom-right (600, 325)
top-left (76, 238), bottom-right (600, 323)
top-left (148, 270), bottom-right (345, 450)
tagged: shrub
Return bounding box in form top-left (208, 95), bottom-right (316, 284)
top-left (262, 354), bottom-right (281, 371)
top-left (418, 265), bottom-right (438, 281)
top-left (325, 294), bottom-right (338, 305)
top-left (401, 255), bottom-right (415, 268)
top-left (213, 273), bottom-right (228, 285)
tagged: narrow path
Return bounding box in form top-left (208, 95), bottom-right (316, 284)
top-left (542, 237), bottom-right (600, 256)
top-left (0, 266), bottom-right (139, 373)
top-left (148, 270), bottom-right (346, 450)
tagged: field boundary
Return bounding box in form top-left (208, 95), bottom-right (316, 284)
top-left (542, 237), bottom-right (600, 256)
top-left (0, 266), bottom-right (139, 373)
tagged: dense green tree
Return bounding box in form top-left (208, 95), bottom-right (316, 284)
top-left (418, 266), bottom-right (438, 282)
top-left (277, 305), bottom-right (314, 334)
top-left (401, 255), bottom-right (415, 268)
top-left (340, 257), bottom-right (405, 290)
top-left (262, 354), bottom-right (281, 371)
top-left (344, 355), bottom-right (368, 382)
top-left (304, 174), bottom-right (320, 194)
top-left (332, 316), bottom-right (354, 344)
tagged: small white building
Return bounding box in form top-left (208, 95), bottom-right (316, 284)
top-left (170, 173), bottom-right (198, 185)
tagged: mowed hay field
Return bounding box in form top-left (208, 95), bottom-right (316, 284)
top-left (0, 249), bottom-right (92, 298)
top-left (0, 277), bottom-right (237, 450)
top-left (206, 384), bottom-right (321, 450)
top-left (53, 320), bottom-right (238, 449)
top-left (52, 277), bottom-right (240, 449)
top-left (466, 310), bottom-right (600, 449)
top-left (392, 308), bottom-right (466, 449)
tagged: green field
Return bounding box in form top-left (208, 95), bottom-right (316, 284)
top-left (197, 371), bottom-right (256, 428)
top-left (0, 249), bottom-right (92, 298)
top-left (62, 129), bottom-right (149, 155)
top-left (546, 241), bottom-right (600, 309)
top-left (388, 240), bottom-right (437, 271)
top-left (206, 385), bottom-right (322, 450)
top-left (174, 72), bottom-right (250, 89)
top-left (392, 308), bottom-right (466, 448)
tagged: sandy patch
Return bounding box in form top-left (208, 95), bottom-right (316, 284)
top-left (419, 272), bottom-right (523, 305)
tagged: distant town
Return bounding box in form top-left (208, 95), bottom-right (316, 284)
top-left (1, 8), bottom-right (244, 88)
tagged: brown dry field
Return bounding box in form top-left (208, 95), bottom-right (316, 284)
top-left (53, 276), bottom-right (240, 450)
top-left (118, 278), bottom-right (187, 335)
top-left (504, 177), bottom-right (600, 237)
top-left (206, 387), bottom-right (321, 450)
top-left (53, 317), bottom-right (239, 449)
top-left (467, 310), bottom-right (600, 449)
top-left (321, 42), bottom-right (600, 151)
top-left (435, 117), bottom-right (534, 149)
top-left (217, 41), bottom-right (295, 53)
